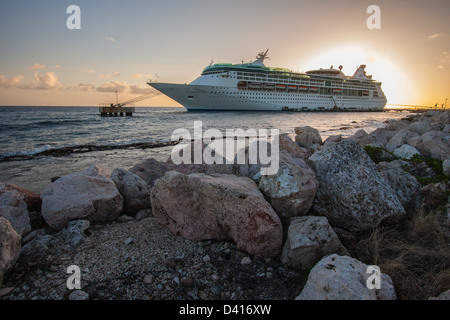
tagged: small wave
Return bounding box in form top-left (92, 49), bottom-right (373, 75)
top-left (0, 140), bottom-right (179, 162)
top-left (33, 119), bottom-right (85, 127)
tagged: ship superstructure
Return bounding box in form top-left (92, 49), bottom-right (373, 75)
top-left (148, 50), bottom-right (387, 111)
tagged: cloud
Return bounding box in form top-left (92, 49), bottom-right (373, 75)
top-left (19, 72), bottom-right (63, 90)
top-left (438, 65), bottom-right (445, 69)
top-left (0, 74), bottom-right (24, 88)
top-left (82, 69), bottom-right (96, 74)
top-left (428, 33), bottom-right (442, 39)
top-left (30, 63), bottom-right (46, 70)
top-left (101, 72), bottom-right (120, 78)
top-left (129, 85), bottom-right (152, 94)
top-left (74, 83), bottom-right (96, 92)
top-left (96, 81), bottom-right (129, 93)
top-left (54, 65), bottom-right (61, 69)
top-left (130, 73), bottom-right (153, 79)
top-left (105, 36), bottom-right (116, 42)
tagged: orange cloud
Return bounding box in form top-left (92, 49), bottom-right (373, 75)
top-left (0, 74), bottom-right (24, 88)
top-left (101, 72), bottom-right (121, 78)
top-left (96, 81), bottom-right (129, 93)
top-left (130, 73), bottom-right (153, 79)
top-left (29, 63), bottom-right (46, 70)
top-left (19, 72), bottom-right (63, 90)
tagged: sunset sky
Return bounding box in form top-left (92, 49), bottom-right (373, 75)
top-left (0, 0), bottom-right (449, 107)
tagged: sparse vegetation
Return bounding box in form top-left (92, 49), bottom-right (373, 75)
top-left (348, 207), bottom-right (450, 300)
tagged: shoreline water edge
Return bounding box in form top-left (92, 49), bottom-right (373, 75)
top-left (0, 110), bottom-right (449, 301)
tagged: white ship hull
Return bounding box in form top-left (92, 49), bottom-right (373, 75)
top-left (149, 82), bottom-right (387, 112)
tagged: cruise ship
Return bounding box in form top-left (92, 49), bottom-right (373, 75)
top-left (148, 50), bottom-right (387, 111)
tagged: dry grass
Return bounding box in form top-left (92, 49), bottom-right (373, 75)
top-left (349, 207), bottom-right (450, 300)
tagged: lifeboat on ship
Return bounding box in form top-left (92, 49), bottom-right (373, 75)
top-left (309, 87), bottom-right (319, 93)
top-left (299, 86), bottom-right (308, 91)
top-left (287, 85), bottom-right (298, 91)
top-left (276, 84), bottom-right (287, 90)
top-left (237, 81), bottom-right (248, 89)
top-left (248, 82), bottom-right (262, 89)
top-left (263, 83), bottom-right (276, 90)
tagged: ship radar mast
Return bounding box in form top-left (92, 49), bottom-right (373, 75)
top-left (251, 49), bottom-right (270, 66)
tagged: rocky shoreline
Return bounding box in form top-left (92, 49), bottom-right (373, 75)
top-left (1, 110), bottom-right (449, 300)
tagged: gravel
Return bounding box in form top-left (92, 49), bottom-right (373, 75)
top-left (1, 217), bottom-right (299, 300)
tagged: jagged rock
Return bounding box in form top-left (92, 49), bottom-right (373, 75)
top-left (296, 254), bottom-right (397, 300)
top-left (393, 144), bottom-right (421, 160)
top-left (281, 216), bottom-right (348, 271)
top-left (129, 158), bottom-right (169, 187)
top-left (348, 129), bottom-right (374, 146)
top-left (310, 140), bottom-right (406, 233)
top-left (294, 126), bottom-right (322, 149)
top-left (151, 171), bottom-right (282, 258)
top-left (0, 183), bottom-right (41, 212)
top-left (429, 289), bottom-right (450, 300)
top-left (259, 151), bottom-right (318, 218)
top-left (408, 121), bottom-right (431, 135)
top-left (443, 160), bottom-right (450, 176)
top-left (111, 168), bottom-right (151, 216)
top-left (385, 119), bottom-right (408, 131)
top-left (323, 135), bottom-right (343, 147)
top-left (377, 161), bottom-right (422, 214)
top-left (385, 129), bottom-right (419, 152)
top-left (41, 164), bottom-right (123, 230)
top-left (0, 217), bottom-right (21, 288)
top-left (408, 131), bottom-right (450, 161)
top-left (0, 190), bottom-right (31, 236)
top-left (278, 133), bottom-right (309, 159)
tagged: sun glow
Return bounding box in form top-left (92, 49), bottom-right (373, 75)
top-left (300, 46), bottom-right (417, 105)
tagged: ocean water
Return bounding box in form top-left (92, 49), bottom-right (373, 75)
top-left (0, 106), bottom-right (407, 193)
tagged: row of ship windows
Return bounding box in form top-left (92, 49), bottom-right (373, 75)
top-left (210, 91), bottom-right (378, 98)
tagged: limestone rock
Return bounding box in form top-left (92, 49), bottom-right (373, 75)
top-left (281, 216), bottom-right (348, 271)
top-left (377, 161), bottom-right (422, 214)
top-left (408, 131), bottom-right (450, 161)
top-left (151, 171), bottom-right (283, 258)
top-left (393, 144), bottom-right (421, 160)
top-left (259, 151), bottom-right (318, 218)
top-left (0, 190), bottom-right (31, 236)
top-left (111, 168), bottom-right (151, 216)
top-left (0, 217), bottom-right (21, 288)
top-left (278, 133), bottom-right (309, 159)
top-left (41, 164), bottom-right (123, 230)
top-left (408, 121), bottom-right (431, 135)
top-left (385, 129), bottom-right (419, 153)
top-left (310, 140), bottom-right (406, 233)
top-left (0, 183), bottom-right (41, 212)
top-left (296, 254), bottom-right (396, 300)
top-left (294, 126), bottom-right (322, 149)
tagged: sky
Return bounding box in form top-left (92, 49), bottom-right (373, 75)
top-left (0, 0), bottom-right (449, 107)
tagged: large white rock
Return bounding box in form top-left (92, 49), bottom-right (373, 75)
top-left (393, 144), bottom-right (421, 160)
top-left (0, 190), bottom-right (31, 236)
top-left (310, 140), bottom-right (406, 233)
top-left (41, 164), bottom-right (123, 230)
top-left (0, 217), bottom-right (21, 288)
top-left (110, 168), bottom-right (151, 216)
top-left (408, 121), bottom-right (431, 135)
top-left (408, 131), bottom-right (450, 160)
top-left (385, 129), bottom-right (419, 152)
top-left (296, 254), bottom-right (396, 300)
top-left (281, 216), bottom-right (348, 271)
top-left (259, 151), bottom-right (318, 218)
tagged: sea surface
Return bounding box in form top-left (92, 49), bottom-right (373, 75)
top-left (0, 106), bottom-right (407, 193)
